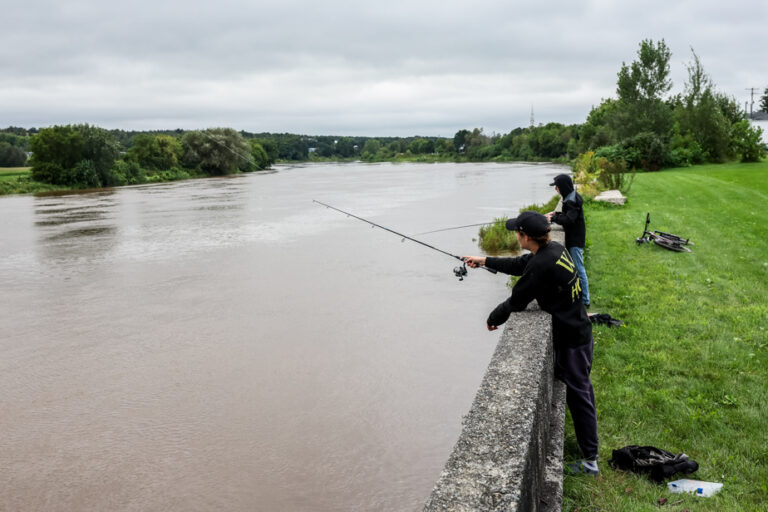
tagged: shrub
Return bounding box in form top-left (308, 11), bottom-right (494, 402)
top-left (62, 160), bottom-right (100, 188)
top-left (145, 166), bottom-right (192, 183)
top-left (730, 120), bottom-right (764, 163)
top-left (667, 127), bottom-right (707, 167)
top-left (595, 157), bottom-right (635, 194)
top-left (111, 160), bottom-right (146, 185)
top-left (478, 217), bottom-right (521, 253)
top-left (620, 131), bottom-right (667, 171)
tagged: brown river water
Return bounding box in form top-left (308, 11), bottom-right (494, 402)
top-left (0, 162), bottom-right (565, 511)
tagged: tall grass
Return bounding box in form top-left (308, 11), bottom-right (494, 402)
top-left (478, 217), bottom-right (520, 253)
top-left (563, 161), bottom-right (768, 511)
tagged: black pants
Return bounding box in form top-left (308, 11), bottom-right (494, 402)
top-left (554, 338), bottom-right (598, 460)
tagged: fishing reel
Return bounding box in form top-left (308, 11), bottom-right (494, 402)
top-left (453, 262), bottom-right (468, 281)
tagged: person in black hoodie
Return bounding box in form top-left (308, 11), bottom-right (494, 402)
top-left (546, 174), bottom-right (590, 308)
top-left (463, 211), bottom-right (599, 475)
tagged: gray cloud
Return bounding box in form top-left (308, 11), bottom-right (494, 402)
top-left (1, 0), bottom-right (766, 136)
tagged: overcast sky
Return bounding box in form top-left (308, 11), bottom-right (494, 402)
top-left (2, 0), bottom-right (766, 137)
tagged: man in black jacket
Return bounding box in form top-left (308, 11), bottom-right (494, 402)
top-left (463, 211), bottom-right (599, 475)
top-left (546, 174), bottom-right (590, 308)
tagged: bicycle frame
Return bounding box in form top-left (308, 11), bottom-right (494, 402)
top-left (635, 213), bottom-right (692, 252)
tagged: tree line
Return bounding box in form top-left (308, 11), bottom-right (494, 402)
top-left (2, 39), bottom-right (765, 187)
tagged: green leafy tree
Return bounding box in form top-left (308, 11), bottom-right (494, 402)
top-left (0, 142), bottom-right (28, 166)
top-left (612, 39), bottom-right (674, 140)
top-left (29, 125), bottom-right (83, 183)
top-left (409, 138), bottom-right (435, 154)
top-left (361, 139), bottom-right (381, 160)
top-left (126, 134), bottom-right (182, 170)
top-left (248, 140), bottom-right (270, 170)
top-left (453, 129), bottom-right (470, 153)
top-left (78, 124), bottom-right (121, 186)
top-left (730, 120), bottom-right (764, 162)
top-left (335, 137), bottom-right (356, 158)
top-left (181, 128), bottom-right (250, 175)
top-left (254, 138), bottom-right (278, 164)
top-left (671, 50), bottom-right (732, 162)
top-left (29, 124), bottom-right (120, 186)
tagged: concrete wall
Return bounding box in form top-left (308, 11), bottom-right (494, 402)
top-left (424, 230), bottom-right (567, 512)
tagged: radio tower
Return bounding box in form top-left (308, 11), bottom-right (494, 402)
top-left (530, 106), bottom-right (535, 128)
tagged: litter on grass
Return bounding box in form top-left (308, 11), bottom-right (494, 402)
top-left (668, 479), bottom-right (723, 497)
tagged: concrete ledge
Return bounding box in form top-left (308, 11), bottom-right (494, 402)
top-left (423, 309), bottom-right (565, 511)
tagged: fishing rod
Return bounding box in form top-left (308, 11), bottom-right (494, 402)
top-left (312, 199), bottom-right (497, 280)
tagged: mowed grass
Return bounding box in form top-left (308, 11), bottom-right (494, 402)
top-left (563, 161), bottom-right (768, 511)
top-left (0, 167), bottom-right (66, 195)
top-left (0, 167), bottom-right (31, 180)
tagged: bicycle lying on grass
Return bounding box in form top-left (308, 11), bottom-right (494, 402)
top-left (636, 213), bottom-right (693, 252)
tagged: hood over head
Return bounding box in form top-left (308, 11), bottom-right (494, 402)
top-left (550, 174), bottom-right (574, 197)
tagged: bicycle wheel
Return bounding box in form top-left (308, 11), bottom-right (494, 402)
top-left (652, 237), bottom-right (691, 252)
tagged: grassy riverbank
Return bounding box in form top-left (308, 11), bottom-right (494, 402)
top-left (563, 161), bottom-right (768, 510)
top-left (0, 167), bottom-right (67, 195)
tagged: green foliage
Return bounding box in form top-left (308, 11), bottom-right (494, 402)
top-left (453, 129), bottom-right (470, 153)
top-left (730, 120), bottom-right (765, 162)
top-left (110, 160), bottom-right (146, 185)
top-left (0, 142), bottom-right (28, 166)
top-left (28, 124), bottom-right (120, 187)
top-left (613, 39), bottom-right (674, 140)
top-left (595, 157), bottom-right (635, 193)
top-left (564, 162), bottom-right (768, 511)
top-left (145, 166), bottom-right (193, 183)
top-left (620, 131), bottom-right (667, 171)
top-left (63, 160), bottom-right (100, 188)
top-left (666, 123), bottom-right (706, 167)
top-left (409, 138), bottom-right (435, 154)
top-left (181, 128), bottom-right (250, 175)
top-left (248, 141), bottom-right (270, 170)
top-left (761, 87), bottom-right (768, 113)
top-left (126, 134), bottom-right (182, 170)
top-left (477, 217), bottom-right (520, 253)
top-left (361, 139), bottom-right (381, 161)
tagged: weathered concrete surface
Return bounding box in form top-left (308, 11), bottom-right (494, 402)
top-left (594, 189), bottom-right (626, 205)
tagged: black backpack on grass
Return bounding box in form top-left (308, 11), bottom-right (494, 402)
top-left (610, 445), bottom-right (699, 483)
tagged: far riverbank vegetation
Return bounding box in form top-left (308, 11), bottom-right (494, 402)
top-left (1, 39), bottom-right (765, 196)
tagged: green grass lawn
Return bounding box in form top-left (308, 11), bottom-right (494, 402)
top-left (0, 167), bottom-right (68, 195)
top-left (0, 167), bottom-right (31, 179)
top-left (563, 161), bottom-right (768, 511)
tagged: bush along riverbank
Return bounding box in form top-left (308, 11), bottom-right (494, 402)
top-left (563, 161), bottom-right (768, 511)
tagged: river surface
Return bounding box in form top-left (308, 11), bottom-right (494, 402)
top-left (0, 162), bottom-right (564, 511)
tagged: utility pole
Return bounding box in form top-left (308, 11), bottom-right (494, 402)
top-left (746, 87), bottom-right (759, 118)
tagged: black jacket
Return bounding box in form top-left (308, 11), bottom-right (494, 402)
top-left (485, 241), bottom-right (592, 347)
top-left (552, 191), bottom-right (586, 249)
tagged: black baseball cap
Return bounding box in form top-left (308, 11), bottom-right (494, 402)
top-left (505, 211), bottom-right (550, 236)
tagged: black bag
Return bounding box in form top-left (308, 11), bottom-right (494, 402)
top-left (610, 445), bottom-right (698, 483)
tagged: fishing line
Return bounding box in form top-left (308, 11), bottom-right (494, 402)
top-left (312, 199), bottom-right (497, 280)
top-left (415, 221), bottom-right (496, 236)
